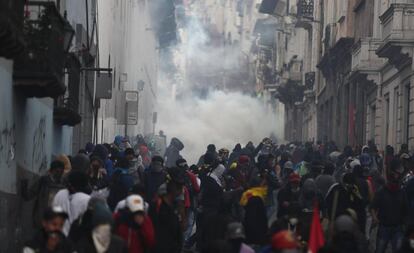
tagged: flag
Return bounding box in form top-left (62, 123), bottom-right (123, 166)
top-left (308, 201), bottom-right (325, 253)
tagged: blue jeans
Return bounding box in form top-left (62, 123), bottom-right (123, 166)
top-left (375, 225), bottom-right (403, 253)
top-left (184, 209), bottom-right (195, 247)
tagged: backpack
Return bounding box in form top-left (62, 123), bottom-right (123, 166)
top-left (107, 169), bottom-right (128, 211)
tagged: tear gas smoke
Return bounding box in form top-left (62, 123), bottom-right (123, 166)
top-left (158, 90), bottom-right (284, 164)
top-left (157, 2), bottom-right (284, 163)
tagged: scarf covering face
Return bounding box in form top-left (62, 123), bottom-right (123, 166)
top-left (92, 224), bottom-right (111, 253)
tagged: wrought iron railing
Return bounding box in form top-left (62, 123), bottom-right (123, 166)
top-left (13, 1), bottom-right (68, 98)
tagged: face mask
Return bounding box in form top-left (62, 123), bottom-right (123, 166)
top-left (289, 217), bottom-right (298, 226)
top-left (410, 239), bottom-right (414, 249)
top-left (92, 224), bottom-right (111, 253)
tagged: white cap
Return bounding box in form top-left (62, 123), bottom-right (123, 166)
top-left (126, 195), bottom-right (145, 213)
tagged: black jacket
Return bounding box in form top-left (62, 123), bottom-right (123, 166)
top-left (148, 199), bottom-right (182, 253)
top-left (24, 229), bottom-right (74, 253)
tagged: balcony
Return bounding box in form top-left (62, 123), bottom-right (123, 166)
top-left (53, 54), bottom-right (81, 126)
top-left (0, 0), bottom-right (25, 58)
top-left (350, 38), bottom-right (384, 84)
top-left (295, 0), bottom-right (314, 30)
top-left (376, 3), bottom-right (414, 69)
top-left (13, 1), bottom-right (74, 98)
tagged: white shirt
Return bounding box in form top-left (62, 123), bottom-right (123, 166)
top-left (52, 189), bottom-right (90, 235)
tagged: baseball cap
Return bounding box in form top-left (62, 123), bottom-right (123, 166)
top-left (43, 206), bottom-right (68, 221)
top-left (126, 195), bottom-right (145, 213)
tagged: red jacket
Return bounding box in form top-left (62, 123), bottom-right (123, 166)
top-left (114, 213), bottom-right (155, 253)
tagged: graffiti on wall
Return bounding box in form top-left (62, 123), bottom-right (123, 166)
top-left (32, 117), bottom-right (47, 172)
top-left (0, 122), bottom-right (16, 168)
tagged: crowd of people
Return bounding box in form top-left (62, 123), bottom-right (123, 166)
top-left (20, 135), bottom-right (414, 253)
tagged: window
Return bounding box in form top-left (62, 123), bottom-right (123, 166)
top-left (404, 84), bottom-right (411, 143)
top-left (370, 104), bottom-right (376, 141)
top-left (394, 87), bottom-right (400, 144)
top-left (385, 94), bottom-right (390, 145)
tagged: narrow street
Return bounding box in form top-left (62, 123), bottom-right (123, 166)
top-left (0, 0), bottom-right (414, 253)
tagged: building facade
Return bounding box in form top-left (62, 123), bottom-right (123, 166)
top-left (0, 0), bottom-right (98, 250)
top-left (258, 0), bottom-right (414, 152)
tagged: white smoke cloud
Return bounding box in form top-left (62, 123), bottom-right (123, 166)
top-left (158, 90), bottom-right (283, 163)
top-left (156, 2), bottom-right (284, 164)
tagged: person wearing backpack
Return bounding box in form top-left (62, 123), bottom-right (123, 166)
top-left (107, 158), bottom-right (135, 211)
top-left (176, 159), bottom-right (200, 250)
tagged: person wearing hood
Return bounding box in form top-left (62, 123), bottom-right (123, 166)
top-left (277, 173), bottom-right (301, 219)
top-left (325, 173), bottom-right (364, 225)
top-left (229, 144), bottom-right (242, 165)
top-left (351, 162), bottom-right (371, 233)
top-left (107, 158), bottom-right (135, 211)
top-left (113, 135), bottom-right (130, 153)
top-left (148, 170), bottom-right (184, 253)
top-left (71, 199), bottom-right (128, 253)
top-left (165, 137), bottom-right (184, 168)
top-left (56, 154), bottom-right (72, 175)
top-left (85, 142), bottom-right (96, 155)
top-left (298, 178), bottom-right (324, 242)
top-left (88, 156), bottom-right (109, 199)
top-left (320, 215), bottom-right (368, 253)
top-left (371, 158), bottom-right (407, 253)
top-left (71, 154), bottom-right (90, 173)
top-left (53, 171), bottom-right (91, 236)
top-left (315, 162), bottom-right (336, 199)
top-left (114, 195), bottom-right (155, 253)
top-left (197, 160), bottom-right (228, 252)
top-left (92, 144), bottom-right (115, 178)
top-left (125, 148), bottom-right (144, 185)
top-left (197, 144), bottom-right (218, 167)
top-left (226, 222), bottom-right (255, 253)
top-left (22, 160), bottom-right (66, 228)
top-left (24, 206), bottom-right (74, 253)
top-left (143, 156), bottom-right (167, 202)
top-left (242, 174), bottom-right (268, 247)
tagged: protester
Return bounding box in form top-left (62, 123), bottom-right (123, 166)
top-left (107, 157), bottom-right (135, 210)
top-left (22, 160), bottom-right (66, 227)
top-left (165, 137), bottom-right (185, 168)
top-left (226, 222), bottom-right (255, 253)
top-left (88, 156), bottom-right (109, 199)
top-left (125, 147), bottom-right (144, 185)
top-left (23, 206), bottom-right (73, 253)
top-left (53, 171), bottom-right (91, 235)
top-left (148, 170), bottom-right (184, 253)
top-left (320, 215), bottom-right (369, 253)
top-left (277, 173), bottom-right (301, 218)
top-left (114, 195), bottom-right (155, 253)
top-left (143, 156), bottom-right (166, 202)
top-left (371, 159), bottom-right (407, 253)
